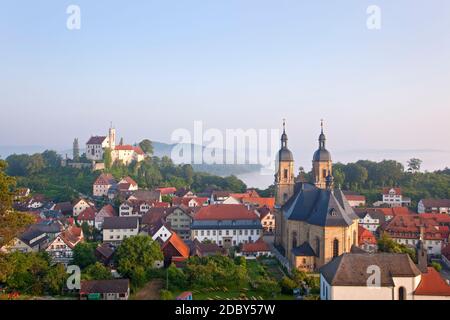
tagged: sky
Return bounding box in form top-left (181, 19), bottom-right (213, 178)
top-left (1, 0), bottom-right (450, 174)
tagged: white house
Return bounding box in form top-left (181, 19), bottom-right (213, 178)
top-left (46, 226), bottom-right (84, 265)
top-left (102, 217), bottom-right (139, 245)
top-left (95, 204), bottom-right (116, 230)
top-left (93, 173), bottom-right (117, 197)
top-left (73, 198), bottom-right (95, 217)
top-left (418, 199), bottom-right (450, 214)
top-left (0, 229), bottom-right (48, 253)
top-left (319, 252), bottom-right (450, 300)
top-left (191, 204), bottom-right (263, 247)
top-left (381, 188), bottom-right (411, 207)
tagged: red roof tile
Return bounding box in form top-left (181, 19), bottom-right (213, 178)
top-left (241, 238), bottom-right (270, 253)
top-left (162, 232), bottom-right (190, 258)
top-left (78, 207), bottom-right (97, 221)
top-left (415, 267), bottom-right (450, 296)
top-left (195, 204), bottom-right (259, 221)
top-left (358, 226), bottom-right (377, 245)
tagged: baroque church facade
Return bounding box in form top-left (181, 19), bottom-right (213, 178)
top-left (274, 121), bottom-right (359, 272)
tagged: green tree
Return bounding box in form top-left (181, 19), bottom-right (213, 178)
top-left (377, 233), bottom-right (416, 262)
top-left (44, 263), bottom-right (68, 295)
top-left (139, 139), bottom-right (154, 155)
top-left (42, 150), bottom-right (62, 168)
top-left (115, 235), bottom-right (163, 288)
top-left (83, 262), bottom-right (113, 280)
top-left (103, 148), bottom-right (112, 169)
top-left (160, 289), bottom-right (174, 300)
top-left (343, 163), bottom-right (368, 189)
top-left (26, 153), bottom-right (46, 175)
top-left (72, 242), bottom-right (97, 269)
top-left (407, 158), bottom-right (422, 173)
top-left (167, 263), bottom-right (187, 290)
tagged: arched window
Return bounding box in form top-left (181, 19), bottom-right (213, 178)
top-left (315, 237), bottom-right (320, 257)
top-left (333, 239), bottom-right (339, 258)
top-left (292, 232), bottom-right (297, 248)
top-left (398, 287), bottom-right (406, 300)
top-left (353, 230), bottom-right (357, 246)
top-left (284, 169), bottom-right (288, 179)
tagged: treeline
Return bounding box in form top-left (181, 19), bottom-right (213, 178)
top-left (4, 150), bottom-right (248, 202)
top-left (303, 159), bottom-right (450, 207)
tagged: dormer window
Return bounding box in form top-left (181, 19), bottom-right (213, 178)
top-left (329, 208), bottom-right (337, 217)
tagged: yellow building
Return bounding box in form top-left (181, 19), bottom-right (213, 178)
top-left (274, 121), bottom-right (359, 272)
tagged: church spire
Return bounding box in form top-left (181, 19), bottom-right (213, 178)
top-left (319, 119), bottom-right (326, 149)
top-left (281, 118), bottom-right (288, 148)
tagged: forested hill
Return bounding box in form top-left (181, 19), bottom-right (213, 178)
top-left (4, 151), bottom-right (247, 202)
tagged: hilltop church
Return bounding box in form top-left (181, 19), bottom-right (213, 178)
top-left (274, 121), bottom-right (359, 272)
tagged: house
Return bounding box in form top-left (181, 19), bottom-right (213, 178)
top-left (172, 197), bottom-right (209, 207)
top-left (238, 238), bottom-right (272, 259)
top-left (342, 191), bottom-right (366, 207)
top-left (29, 220), bottom-right (64, 241)
top-left (176, 292), bottom-right (193, 300)
top-left (46, 226), bottom-right (84, 265)
top-left (374, 206), bottom-right (415, 222)
top-left (174, 188), bottom-right (195, 198)
top-left (73, 198), bottom-right (95, 217)
top-left (144, 220), bottom-right (172, 243)
top-left (418, 199), bottom-right (450, 214)
top-left (86, 136), bottom-right (109, 161)
top-left (54, 202), bottom-right (73, 215)
top-left (161, 232), bottom-right (190, 266)
top-left (442, 245), bottom-right (450, 268)
top-left (191, 204), bottom-right (263, 247)
top-left (0, 229), bottom-right (48, 253)
top-left (190, 239), bottom-right (227, 257)
top-left (156, 187), bottom-right (177, 196)
top-left (127, 190), bottom-right (162, 203)
top-left (14, 187), bottom-right (31, 199)
top-left (354, 208), bottom-right (386, 233)
top-left (241, 197), bottom-right (275, 209)
top-left (380, 187), bottom-right (411, 207)
top-left (358, 226), bottom-right (377, 253)
top-left (80, 279), bottom-right (130, 300)
top-left (93, 173), bottom-right (117, 197)
top-left (165, 206), bottom-right (195, 240)
top-left (27, 194), bottom-right (47, 209)
top-left (111, 145), bottom-right (145, 165)
top-left (383, 214), bottom-right (450, 255)
top-left (119, 200), bottom-right (152, 217)
top-left (95, 243), bottom-right (115, 267)
top-left (95, 204), bottom-right (116, 230)
top-left (102, 216), bottom-right (139, 245)
top-left (77, 207), bottom-right (97, 227)
top-left (210, 191), bottom-right (241, 205)
top-left (257, 206), bottom-right (275, 233)
top-left (319, 252), bottom-right (450, 300)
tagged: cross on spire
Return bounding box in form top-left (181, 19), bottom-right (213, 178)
top-left (320, 119), bottom-right (324, 134)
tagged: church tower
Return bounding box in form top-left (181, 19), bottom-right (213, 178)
top-left (108, 123), bottom-right (116, 149)
top-left (275, 120), bottom-right (295, 206)
top-left (312, 120), bottom-right (332, 189)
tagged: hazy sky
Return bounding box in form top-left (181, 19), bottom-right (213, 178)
top-left (1, 0), bottom-right (449, 171)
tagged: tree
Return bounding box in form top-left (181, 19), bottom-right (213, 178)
top-left (119, 137), bottom-right (124, 146)
top-left (160, 289), bottom-right (174, 300)
top-left (103, 148), bottom-right (112, 169)
top-left (0, 160), bottom-right (16, 215)
top-left (343, 163), bottom-right (368, 189)
top-left (5, 154), bottom-right (31, 176)
top-left (42, 150), bottom-right (62, 168)
top-left (72, 242), bottom-right (97, 269)
top-left (82, 262), bottom-right (113, 280)
top-left (73, 138), bottom-right (80, 162)
top-left (139, 139), bottom-right (154, 155)
top-left (115, 235), bottom-right (163, 288)
top-left (26, 153), bottom-right (45, 175)
top-left (44, 263), bottom-right (68, 295)
top-left (167, 263), bottom-right (187, 290)
top-left (407, 158), bottom-right (422, 173)
top-left (377, 233), bottom-right (416, 262)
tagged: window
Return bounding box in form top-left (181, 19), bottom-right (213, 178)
top-left (333, 239), bottom-right (339, 258)
top-left (322, 169), bottom-right (327, 178)
top-left (315, 237), bottom-right (320, 257)
top-left (398, 287), bottom-right (406, 300)
top-left (292, 231), bottom-right (297, 248)
top-left (283, 169), bottom-right (288, 179)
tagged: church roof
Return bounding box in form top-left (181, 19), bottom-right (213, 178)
top-left (292, 242), bottom-right (316, 257)
top-left (283, 184), bottom-right (358, 227)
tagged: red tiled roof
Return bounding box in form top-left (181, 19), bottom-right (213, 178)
top-left (241, 197), bottom-right (275, 209)
top-left (78, 207), bottom-right (97, 221)
top-left (376, 207), bottom-right (414, 217)
top-left (420, 199), bottom-right (450, 209)
top-left (60, 226), bottom-right (83, 249)
top-left (156, 187), bottom-right (177, 195)
top-left (344, 195), bottom-right (366, 201)
top-left (195, 204), bottom-right (259, 221)
top-left (384, 214), bottom-right (450, 241)
top-left (241, 238), bottom-right (270, 253)
top-left (153, 202), bottom-right (171, 208)
top-left (121, 176), bottom-right (137, 186)
top-left (99, 204), bottom-right (116, 217)
top-left (94, 173), bottom-right (116, 186)
top-left (358, 226), bottom-right (377, 245)
top-left (419, 213), bottom-right (450, 224)
top-left (415, 267), bottom-right (450, 296)
top-left (382, 187), bottom-right (402, 195)
top-left (162, 232), bottom-right (190, 258)
top-left (172, 197), bottom-right (208, 207)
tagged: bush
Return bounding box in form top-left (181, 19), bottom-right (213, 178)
top-left (432, 262), bottom-right (442, 272)
top-left (160, 289), bottom-right (174, 300)
top-left (280, 276), bottom-right (297, 294)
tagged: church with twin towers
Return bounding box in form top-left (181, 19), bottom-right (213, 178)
top-left (274, 120), bottom-right (359, 272)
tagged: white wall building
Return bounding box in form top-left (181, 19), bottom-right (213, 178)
top-left (102, 217), bottom-right (139, 245)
